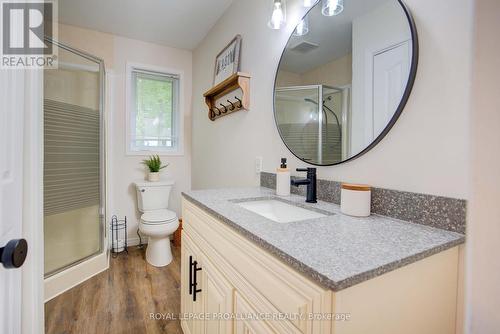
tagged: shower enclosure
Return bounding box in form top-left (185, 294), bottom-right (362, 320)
top-left (275, 85), bottom-right (350, 165)
top-left (43, 40), bottom-right (106, 278)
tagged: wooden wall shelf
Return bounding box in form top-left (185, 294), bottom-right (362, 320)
top-left (203, 72), bottom-right (251, 121)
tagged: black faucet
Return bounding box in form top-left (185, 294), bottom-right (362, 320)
top-left (291, 168), bottom-right (317, 203)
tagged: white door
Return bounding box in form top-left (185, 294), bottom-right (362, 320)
top-left (0, 69), bottom-right (29, 333)
top-left (372, 40), bottom-right (410, 138)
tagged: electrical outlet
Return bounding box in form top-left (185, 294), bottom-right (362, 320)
top-left (255, 156), bottom-right (263, 173)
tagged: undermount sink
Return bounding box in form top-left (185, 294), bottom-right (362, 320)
top-left (237, 199), bottom-right (327, 223)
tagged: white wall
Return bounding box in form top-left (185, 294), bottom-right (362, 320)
top-left (58, 24), bottom-right (192, 243)
top-left (276, 54), bottom-right (352, 88)
top-left (465, 0), bottom-right (500, 332)
top-left (351, 0), bottom-right (411, 155)
top-left (110, 36), bottom-right (192, 243)
top-left (192, 0), bottom-right (472, 200)
top-left (301, 53), bottom-right (352, 87)
top-left (275, 70), bottom-right (302, 87)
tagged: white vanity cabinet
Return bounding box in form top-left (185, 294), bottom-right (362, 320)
top-left (181, 199), bottom-right (332, 334)
top-left (181, 232), bottom-right (234, 334)
top-left (180, 198), bottom-right (460, 334)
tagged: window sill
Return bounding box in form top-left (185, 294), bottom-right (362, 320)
top-left (126, 149), bottom-right (185, 157)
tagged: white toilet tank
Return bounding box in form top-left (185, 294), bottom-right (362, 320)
top-left (135, 180), bottom-right (175, 212)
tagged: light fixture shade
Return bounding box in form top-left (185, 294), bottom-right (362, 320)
top-left (268, 0), bottom-right (286, 30)
top-left (321, 0), bottom-right (344, 16)
top-left (303, 0), bottom-right (316, 7)
top-left (293, 16), bottom-right (309, 36)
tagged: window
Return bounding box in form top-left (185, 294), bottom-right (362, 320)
top-left (127, 64), bottom-right (182, 154)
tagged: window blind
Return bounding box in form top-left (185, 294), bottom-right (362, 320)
top-left (131, 68), bottom-right (180, 80)
top-left (129, 66), bottom-right (180, 152)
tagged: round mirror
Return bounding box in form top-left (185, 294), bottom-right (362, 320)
top-left (274, 0), bottom-right (418, 166)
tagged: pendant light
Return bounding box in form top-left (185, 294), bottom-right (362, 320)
top-left (321, 0), bottom-right (344, 16)
top-left (268, 0), bottom-right (286, 30)
top-left (293, 16), bottom-right (309, 36)
top-left (303, 0), bottom-right (315, 7)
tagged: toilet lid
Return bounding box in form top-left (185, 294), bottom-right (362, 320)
top-left (141, 209), bottom-right (177, 224)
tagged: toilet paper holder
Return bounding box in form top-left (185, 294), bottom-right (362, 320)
top-left (111, 215), bottom-right (128, 257)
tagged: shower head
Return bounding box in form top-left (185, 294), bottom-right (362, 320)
top-left (304, 98), bottom-right (318, 105)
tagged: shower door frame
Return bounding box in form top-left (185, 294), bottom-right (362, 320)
top-left (275, 85), bottom-right (323, 163)
top-left (43, 38), bottom-right (110, 300)
top-left (275, 84), bottom-right (348, 165)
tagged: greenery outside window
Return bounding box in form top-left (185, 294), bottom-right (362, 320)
top-left (127, 64), bottom-right (182, 154)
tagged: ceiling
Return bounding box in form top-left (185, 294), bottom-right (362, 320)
top-left (58, 0), bottom-right (234, 50)
top-left (281, 0), bottom-right (394, 74)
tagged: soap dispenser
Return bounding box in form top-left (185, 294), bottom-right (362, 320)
top-left (276, 158), bottom-right (290, 196)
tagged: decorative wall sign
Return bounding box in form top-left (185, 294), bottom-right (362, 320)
top-left (213, 35), bottom-right (242, 85)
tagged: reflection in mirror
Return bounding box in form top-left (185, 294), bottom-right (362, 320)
top-left (274, 0), bottom-right (417, 166)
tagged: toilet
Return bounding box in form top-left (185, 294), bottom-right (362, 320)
top-left (135, 180), bottom-right (179, 267)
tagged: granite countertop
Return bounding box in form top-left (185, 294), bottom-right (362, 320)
top-left (182, 187), bottom-right (465, 292)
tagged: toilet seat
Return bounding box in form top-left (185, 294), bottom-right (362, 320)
top-left (141, 209), bottom-right (177, 225)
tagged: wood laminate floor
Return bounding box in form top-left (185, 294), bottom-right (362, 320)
top-left (45, 245), bottom-right (183, 334)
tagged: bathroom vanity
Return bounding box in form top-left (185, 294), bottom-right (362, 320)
top-left (180, 4), bottom-right (456, 329)
top-left (180, 188), bottom-right (464, 334)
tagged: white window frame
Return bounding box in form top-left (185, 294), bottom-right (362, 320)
top-left (126, 62), bottom-right (184, 156)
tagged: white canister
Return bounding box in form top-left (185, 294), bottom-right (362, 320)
top-left (340, 184), bottom-right (372, 217)
top-left (276, 168), bottom-right (291, 196)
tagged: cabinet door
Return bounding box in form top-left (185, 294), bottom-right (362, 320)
top-left (181, 234), bottom-right (202, 334)
top-left (235, 292), bottom-right (276, 334)
top-left (200, 254), bottom-right (235, 334)
top-left (182, 232), bottom-right (235, 334)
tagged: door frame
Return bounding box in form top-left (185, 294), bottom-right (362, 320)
top-left (21, 69), bottom-right (45, 333)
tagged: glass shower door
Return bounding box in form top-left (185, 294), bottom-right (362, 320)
top-left (275, 86), bottom-right (322, 163)
top-left (43, 42), bottom-right (105, 276)
top-left (275, 85), bottom-right (349, 165)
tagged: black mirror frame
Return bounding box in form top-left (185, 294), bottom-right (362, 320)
top-left (272, 0), bottom-right (419, 167)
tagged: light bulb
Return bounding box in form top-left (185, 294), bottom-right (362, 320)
top-left (268, 0), bottom-right (286, 30)
top-left (293, 17), bottom-right (309, 36)
top-left (303, 0), bottom-right (315, 7)
top-left (321, 0), bottom-right (344, 16)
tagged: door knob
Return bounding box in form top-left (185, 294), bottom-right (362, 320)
top-left (0, 239), bottom-right (28, 269)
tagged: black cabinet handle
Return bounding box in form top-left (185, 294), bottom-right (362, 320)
top-left (0, 238), bottom-right (28, 269)
top-left (188, 255), bottom-right (202, 302)
top-left (192, 260), bottom-right (202, 302)
top-left (189, 255), bottom-right (193, 295)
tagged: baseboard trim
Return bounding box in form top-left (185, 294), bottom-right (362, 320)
top-left (127, 236), bottom-right (147, 247)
